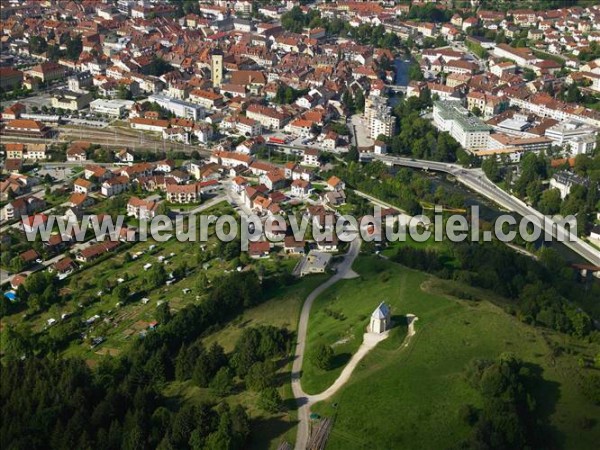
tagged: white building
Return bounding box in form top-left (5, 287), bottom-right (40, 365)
top-left (148, 94), bottom-right (205, 121)
top-left (433, 100), bottom-right (491, 150)
top-left (369, 302), bottom-right (391, 334)
top-left (90, 99), bottom-right (134, 117)
top-left (365, 95), bottom-right (395, 139)
top-left (549, 171), bottom-right (591, 199)
top-left (544, 120), bottom-right (598, 155)
top-left (236, 116), bottom-right (261, 136)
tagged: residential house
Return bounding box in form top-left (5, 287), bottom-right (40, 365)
top-left (101, 176), bottom-right (129, 197)
top-left (73, 178), bottom-right (93, 195)
top-left (326, 176), bottom-right (345, 191)
top-left (127, 196), bottom-right (159, 219)
top-left (166, 183), bottom-right (201, 203)
top-left (116, 149), bottom-right (135, 163)
top-left (248, 240), bottom-right (271, 258)
top-left (66, 142), bottom-right (90, 162)
top-left (291, 179), bottom-right (312, 198)
top-left (302, 148), bottom-right (320, 166)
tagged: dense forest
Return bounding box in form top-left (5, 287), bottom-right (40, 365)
top-left (1, 271), bottom-right (292, 449)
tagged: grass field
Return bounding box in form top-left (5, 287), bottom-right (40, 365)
top-left (304, 256), bottom-right (600, 450)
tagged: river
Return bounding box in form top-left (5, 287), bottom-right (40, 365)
top-left (402, 170), bottom-right (588, 264)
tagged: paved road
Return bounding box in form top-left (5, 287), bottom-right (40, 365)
top-left (373, 154), bottom-right (600, 266)
top-left (291, 239), bottom-right (361, 450)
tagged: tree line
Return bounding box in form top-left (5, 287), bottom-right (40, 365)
top-left (391, 242), bottom-right (596, 338)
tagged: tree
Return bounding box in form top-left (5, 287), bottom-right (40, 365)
top-left (408, 62), bottom-right (424, 81)
top-left (209, 367), bottom-right (233, 397)
top-left (147, 264), bottom-right (167, 288)
top-left (117, 84), bottom-right (132, 100)
top-left (195, 272), bottom-right (209, 291)
top-left (471, 106), bottom-right (482, 117)
top-left (113, 284), bottom-right (130, 304)
top-left (523, 68), bottom-right (536, 81)
top-left (64, 34), bottom-right (83, 61)
top-left (156, 302), bottom-right (171, 325)
top-left (2, 325), bottom-right (33, 360)
top-left (482, 158), bottom-right (501, 182)
top-left (311, 343), bottom-right (334, 370)
top-left (354, 89), bottom-right (365, 113)
top-left (526, 179), bottom-right (543, 204)
top-left (257, 388), bottom-right (284, 413)
top-left (537, 188), bottom-right (561, 215)
top-left (345, 145), bottom-right (359, 163)
top-left (245, 361), bottom-right (276, 391)
top-left (564, 83), bottom-right (582, 103)
top-left (29, 36), bottom-right (48, 55)
top-left (342, 90), bottom-right (354, 113)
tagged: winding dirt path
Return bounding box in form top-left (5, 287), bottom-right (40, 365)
top-left (290, 239), bottom-right (419, 449)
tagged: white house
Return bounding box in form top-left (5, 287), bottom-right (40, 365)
top-left (116, 149), bottom-right (135, 163)
top-left (73, 178), bottom-right (93, 194)
top-left (302, 148), bottom-right (320, 166)
top-left (290, 179), bottom-right (312, 198)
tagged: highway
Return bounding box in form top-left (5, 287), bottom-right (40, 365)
top-left (372, 154), bottom-right (600, 266)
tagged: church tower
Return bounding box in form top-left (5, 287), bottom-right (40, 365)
top-left (211, 51), bottom-right (223, 87)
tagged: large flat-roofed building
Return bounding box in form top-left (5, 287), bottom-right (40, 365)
top-left (90, 99), bottom-right (135, 117)
top-left (148, 94), bottom-right (205, 120)
top-left (544, 120), bottom-right (598, 155)
top-left (433, 100), bottom-right (491, 150)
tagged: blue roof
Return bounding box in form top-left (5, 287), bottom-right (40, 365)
top-left (4, 291), bottom-right (17, 302)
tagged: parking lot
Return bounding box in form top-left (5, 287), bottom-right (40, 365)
top-left (350, 114), bottom-right (374, 148)
top-left (0, 91), bottom-right (54, 110)
top-left (37, 166), bottom-right (74, 182)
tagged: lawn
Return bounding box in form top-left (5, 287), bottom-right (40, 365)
top-left (304, 256), bottom-right (600, 450)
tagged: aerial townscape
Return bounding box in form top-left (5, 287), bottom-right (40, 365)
top-left (1, 0), bottom-right (600, 449)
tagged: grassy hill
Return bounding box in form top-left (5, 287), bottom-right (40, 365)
top-left (305, 256), bottom-right (600, 449)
